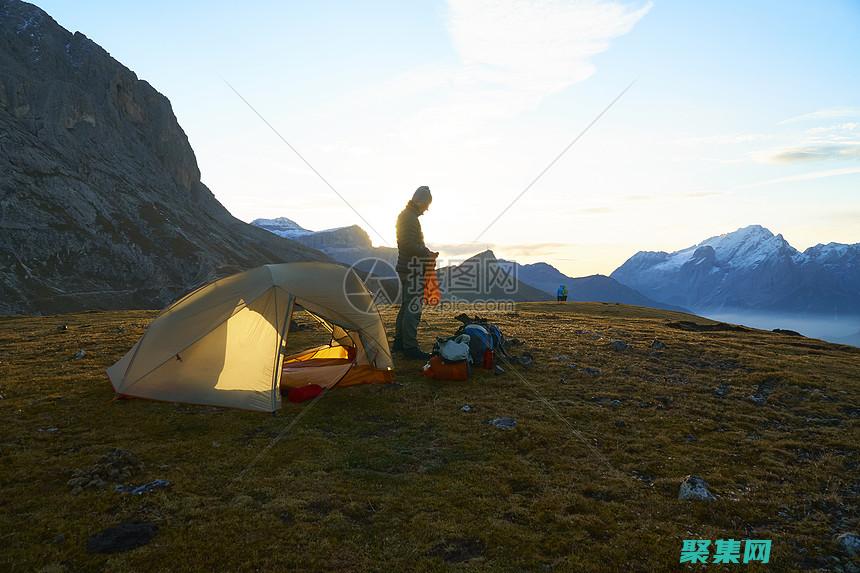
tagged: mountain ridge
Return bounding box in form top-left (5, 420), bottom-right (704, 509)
top-left (611, 225), bottom-right (860, 314)
top-left (0, 0), bottom-right (326, 314)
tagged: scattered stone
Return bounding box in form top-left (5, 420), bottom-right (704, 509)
top-left (631, 470), bottom-right (655, 486)
top-left (511, 352), bottom-right (535, 368)
top-left (610, 399), bottom-right (622, 408)
top-left (487, 417), bottom-right (517, 430)
top-left (68, 448), bottom-right (142, 495)
top-left (71, 349), bottom-right (86, 360)
top-left (714, 383), bottom-right (730, 397)
top-left (609, 340), bottom-right (629, 352)
top-left (614, 420), bottom-right (626, 428)
top-left (279, 511), bottom-right (294, 525)
top-left (583, 367), bottom-right (601, 377)
top-left (460, 404), bottom-right (474, 413)
top-left (559, 377), bottom-right (568, 385)
top-left (231, 495), bottom-right (255, 508)
top-left (505, 337), bottom-right (522, 347)
top-left (553, 354), bottom-right (570, 361)
top-left (750, 380), bottom-right (773, 406)
top-left (678, 475), bottom-right (716, 501)
top-left (836, 532), bottom-right (860, 557)
top-left (650, 339), bottom-right (667, 350)
top-left (427, 537), bottom-right (486, 564)
top-left (38, 427), bottom-right (59, 433)
top-left (52, 533), bottom-right (66, 545)
top-left (86, 522), bottom-right (157, 554)
top-left (57, 324), bottom-right (68, 332)
top-left (115, 479), bottom-right (170, 496)
top-left (211, 441), bottom-right (221, 448)
top-left (684, 434), bottom-right (698, 443)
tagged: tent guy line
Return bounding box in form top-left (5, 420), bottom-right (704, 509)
top-left (222, 78), bottom-right (392, 247)
top-left (472, 79), bottom-right (637, 244)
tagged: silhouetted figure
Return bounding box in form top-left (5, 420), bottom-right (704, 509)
top-left (393, 186), bottom-right (437, 359)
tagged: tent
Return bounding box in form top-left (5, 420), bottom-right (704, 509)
top-left (107, 262), bottom-right (394, 412)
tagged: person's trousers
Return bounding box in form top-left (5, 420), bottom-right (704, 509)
top-left (394, 272), bottom-right (424, 351)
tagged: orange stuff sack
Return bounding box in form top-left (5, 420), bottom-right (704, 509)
top-left (421, 355), bottom-right (469, 381)
top-left (422, 257), bottom-right (441, 306)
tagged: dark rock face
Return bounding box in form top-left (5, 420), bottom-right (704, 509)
top-left (0, 1), bottom-right (325, 314)
top-left (612, 225), bottom-right (860, 315)
top-left (86, 522), bottom-right (157, 554)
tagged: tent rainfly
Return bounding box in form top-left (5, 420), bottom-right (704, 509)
top-left (107, 262), bottom-right (394, 412)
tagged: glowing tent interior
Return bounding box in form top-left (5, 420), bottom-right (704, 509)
top-left (107, 262), bottom-right (394, 412)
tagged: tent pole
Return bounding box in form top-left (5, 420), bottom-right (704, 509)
top-left (270, 293), bottom-right (295, 414)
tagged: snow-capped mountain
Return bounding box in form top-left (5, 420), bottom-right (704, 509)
top-left (251, 217), bottom-right (314, 239)
top-left (611, 225), bottom-right (860, 314)
top-left (252, 218), bottom-right (397, 274)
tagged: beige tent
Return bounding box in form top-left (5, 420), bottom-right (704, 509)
top-left (107, 262), bottom-right (394, 412)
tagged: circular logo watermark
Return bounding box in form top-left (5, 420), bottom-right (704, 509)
top-left (343, 256), bottom-right (401, 314)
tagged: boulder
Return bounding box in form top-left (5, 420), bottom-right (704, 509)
top-left (678, 475), bottom-right (716, 501)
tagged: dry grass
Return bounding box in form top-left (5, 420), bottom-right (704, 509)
top-left (0, 302), bottom-right (858, 572)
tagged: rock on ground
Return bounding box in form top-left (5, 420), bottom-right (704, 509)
top-left (487, 417), bottom-right (517, 430)
top-left (67, 448), bottom-right (142, 494)
top-left (837, 532), bottom-right (860, 557)
top-left (678, 475), bottom-right (716, 501)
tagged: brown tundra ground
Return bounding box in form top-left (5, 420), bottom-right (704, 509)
top-left (0, 302), bottom-right (858, 572)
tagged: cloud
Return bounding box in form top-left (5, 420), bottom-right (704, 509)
top-left (388, 0), bottom-right (651, 141)
top-left (768, 143), bottom-right (860, 163)
top-left (580, 206), bottom-right (614, 214)
top-left (447, 0), bottom-right (651, 95)
top-left (676, 133), bottom-right (772, 145)
top-left (739, 167), bottom-right (860, 188)
top-left (779, 107), bottom-right (860, 125)
top-left (429, 241), bottom-right (567, 259)
top-left (757, 121), bottom-right (860, 163)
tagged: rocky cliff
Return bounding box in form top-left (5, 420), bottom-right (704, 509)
top-left (0, 0), bottom-right (326, 314)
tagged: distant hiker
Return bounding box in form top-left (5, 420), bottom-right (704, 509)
top-left (557, 284), bottom-right (568, 302)
top-left (393, 186), bottom-right (437, 360)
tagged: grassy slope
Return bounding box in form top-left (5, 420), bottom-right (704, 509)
top-left (0, 302), bottom-right (858, 572)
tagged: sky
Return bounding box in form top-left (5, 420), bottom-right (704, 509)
top-left (36, 0), bottom-right (860, 277)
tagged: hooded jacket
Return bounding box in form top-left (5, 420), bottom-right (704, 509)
top-left (396, 200), bottom-right (433, 274)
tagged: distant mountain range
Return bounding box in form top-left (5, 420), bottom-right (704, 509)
top-left (254, 218), bottom-right (688, 310)
top-left (611, 225), bottom-right (860, 315)
top-left (511, 260), bottom-right (688, 312)
top-left (0, 1), bottom-right (323, 314)
top-left (253, 217), bottom-right (397, 275)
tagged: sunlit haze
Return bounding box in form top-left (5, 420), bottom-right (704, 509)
top-left (38, 0), bottom-right (860, 276)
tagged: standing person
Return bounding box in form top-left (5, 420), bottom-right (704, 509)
top-left (557, 284), bottom-right (568, 302)
top-left (393, 186), bottom-right (437, 359)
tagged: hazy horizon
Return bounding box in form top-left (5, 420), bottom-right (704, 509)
top-left (35, 0), bottom-right (860, 277)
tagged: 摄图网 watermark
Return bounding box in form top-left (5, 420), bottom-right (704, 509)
top-left (680, 539), bottom-right (771, 564)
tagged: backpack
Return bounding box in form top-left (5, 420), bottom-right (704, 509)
top-left (454, 314), bottom-right (510, 362)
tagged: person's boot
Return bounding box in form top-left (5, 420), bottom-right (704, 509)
top-left (403, 347), bottom-right (430, 360)
top-left (391, 338), bottom-right (403, 353)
